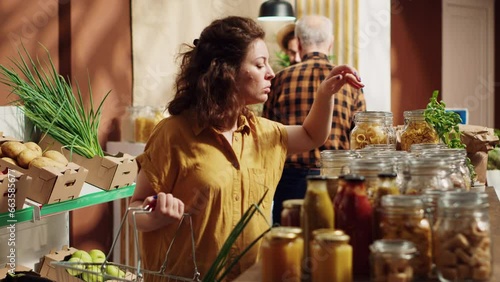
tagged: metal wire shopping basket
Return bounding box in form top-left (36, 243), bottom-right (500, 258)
top-left (51, 206), bottom-right (201, 282)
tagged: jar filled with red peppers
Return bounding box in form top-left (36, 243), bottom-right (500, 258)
top-left (333, 174), bottom-right (373, 277)
top-left (433, 191), bottom-right (492, 281)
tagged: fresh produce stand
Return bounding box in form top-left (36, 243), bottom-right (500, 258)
top-left (0, 183), bottom-right (135, 272)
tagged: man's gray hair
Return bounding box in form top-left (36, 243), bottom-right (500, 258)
top-left (295, 15), bottom-right (333, 47)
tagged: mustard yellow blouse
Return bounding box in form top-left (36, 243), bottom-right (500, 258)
top-left (136, 110), bottom-right (287, 281)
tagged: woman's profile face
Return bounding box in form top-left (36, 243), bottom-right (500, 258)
top-left (236, 38), bottom-right (275, 105)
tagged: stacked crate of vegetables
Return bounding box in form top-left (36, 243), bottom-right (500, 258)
top-left (0, 46), bottom-right (137, 191)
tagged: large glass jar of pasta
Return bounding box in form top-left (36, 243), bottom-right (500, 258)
top-left (401, 158), bottom-right (455, 194)
top-left (311, 230), bottom-right (353, 282)
top-left (379, 195), bottom-right (432, 279)
top-left (370, 239), bottom-right (417, 282)
top-left (433, 192), bottom-right (492, 282)
top-left (350, 111), bottom-right (394, 150)
top-left (301, 175), bottom-right (334, 281)
top-left (333, 174), bottom-right (373, 277)
top-left (281, 199), bottom-right (303, 227)
top-left (261, 227), bottom-right (303, 282)
top-left (400, 109), bottom-right (440, 151)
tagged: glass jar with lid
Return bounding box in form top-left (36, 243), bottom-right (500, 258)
top-left (333, 174), bottom-right (373, 277)
top-left (433, 192), bottom-right (492, 281)
top-left (281, 199), bottom-right (303, 227)
top-left (379, 195), bottom-right (432, 278)
top-left (320, 150), bottom-right (358, 177)
top-left (261, 227), bottom-right (303, 282)
top-left (420, 148), bottom-right (471, 190)
top-left (400, 109), bottom-right (440, 151)
top-left (401, 158), bottom-right (455, 194)
top-left (345, 158), bottom-right (396, 202)
top-left (301, 175), bottom-right (335, 280)
top-left (121, 106), bottom-right (141, 142)
top-left (372, 172), bottom-right (400, 240)
top-left (311, 229), bottom-right (353, 282)
top-left (409, 143), bottom-right (448, 155)
top-left (370, 239), bottom-right (417, 282)
top-left (350, 111), bottom-right (395, 150)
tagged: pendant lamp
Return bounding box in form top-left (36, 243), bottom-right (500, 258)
top-left (258, 0), bottom-right (296, 21)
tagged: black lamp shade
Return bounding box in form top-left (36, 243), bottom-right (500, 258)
top-left (258, 0), bottom-right (296, 21)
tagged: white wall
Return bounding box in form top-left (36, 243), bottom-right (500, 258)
top-left (358, 0), bottom-right (391, 112)
top-left (131, 0), bottom-right (392, 112)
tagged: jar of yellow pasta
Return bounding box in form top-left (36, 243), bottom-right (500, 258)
top-left (400, 109), bottom-right (439, 151)
top-left (350, 111), bottom-right (394, 150)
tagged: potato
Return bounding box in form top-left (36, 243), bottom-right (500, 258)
top-left (17, 149), bottom-right (39, 169)
top-left (1, 157), bottom-right (17, 166)
top-left (1, 141), bottom-right (26, 159)
top-left (42, 150), bottom-right (69, 166)
top-left (24, 142), bottom-right (43, 156)
top-left (29, 157), bottom-right (65, 169)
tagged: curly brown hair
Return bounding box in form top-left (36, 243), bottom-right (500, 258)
top-left (168, 16), bottom-right (266, 131)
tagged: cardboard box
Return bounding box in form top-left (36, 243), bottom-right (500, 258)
top-left (0, 159), bottom-right (88, 205)
top-left (40, 137), bottom-right (138, 191)
top-left (0, 171), bottom-right (31, 213)
top-left (0, 137), bottom-right (89, 205)
top-left (38, 246), bottom-right (80, 282)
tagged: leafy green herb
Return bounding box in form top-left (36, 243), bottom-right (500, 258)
top-left (275, 51), bottom-right (291, 68)
top-left (0, 44), bottom-right (109, 158)
top-left (424, 90), bottom-right (477, 181)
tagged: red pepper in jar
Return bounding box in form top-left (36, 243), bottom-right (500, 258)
top-left (333, 174), bottom-right (373, 278)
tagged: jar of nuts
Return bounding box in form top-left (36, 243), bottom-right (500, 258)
top-left (433, 191), bottom-right (492, 282)
top-left (379, 195), bottom-right (433, 279)
top-left (370, 239), bottom-right (417, 282)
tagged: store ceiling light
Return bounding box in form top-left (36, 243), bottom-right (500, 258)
top-left (258, 0), bottom-right (296, 21)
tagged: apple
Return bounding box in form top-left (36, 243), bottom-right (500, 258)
top-left (71, 250), bottom-right (92, 263)
top-left (65, 257), bottom-right (85, 276)
top-left (89, 249), bottom-right (106, 263)
top-left (92, 256), bottom-right (106, 264)
top-left (82, 265), bottom-right (104, 282)
top-left (105, 264), bottom-right (126, 278)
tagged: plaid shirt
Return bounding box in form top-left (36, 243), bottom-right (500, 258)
top-left (263, 52), bottom-right (366, 168)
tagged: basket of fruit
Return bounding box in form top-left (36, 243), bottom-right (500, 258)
top-left (51, 207), bottom-right (200, 282)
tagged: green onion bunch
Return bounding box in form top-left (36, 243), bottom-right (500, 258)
top-left (203, 190), bottom-right (272, 282)
top-left (0, 45), bottom-right (109, 158)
